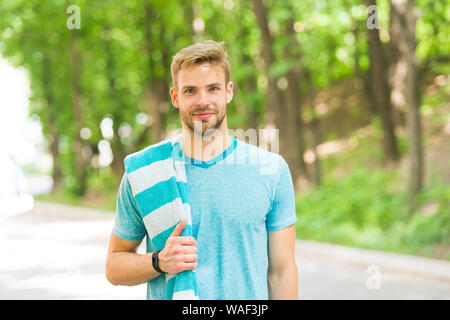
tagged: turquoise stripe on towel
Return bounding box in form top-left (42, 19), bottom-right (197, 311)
top-left (124, 141), bottom-right (173, 173)
top-left (135, 179), bottom-right (189, 217)
top-left (165, 270), bottom-right (199, 299)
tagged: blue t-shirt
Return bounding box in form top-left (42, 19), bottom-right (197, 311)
top-left (112, 136), bottom-right (297, 300)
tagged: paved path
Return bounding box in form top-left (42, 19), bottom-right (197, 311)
top-left (295, 241), bottom-right (450, 299)
top-left (1, 201), bottom-right (449, 299)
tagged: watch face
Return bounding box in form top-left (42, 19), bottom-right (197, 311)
top-left (152, 251), bottom-right (158, 268)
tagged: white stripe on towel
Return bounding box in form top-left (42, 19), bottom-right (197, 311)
top-left (143, 197), bottom-right (188, 237)
top-left (173, 290), bottom-right (199, 300)
top-left (128, 158), bottom-right (187, 197)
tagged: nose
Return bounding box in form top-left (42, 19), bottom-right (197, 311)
top-left (195, 89), bottom-right (209, 107)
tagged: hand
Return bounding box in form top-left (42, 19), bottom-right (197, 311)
top-left (158, 220), bottom-right (198, 274)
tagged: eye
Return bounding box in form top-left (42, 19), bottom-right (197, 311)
top-left (209, 87), bottom-right (219, 91)
top-left (184, 88), bottom-right (194, 94)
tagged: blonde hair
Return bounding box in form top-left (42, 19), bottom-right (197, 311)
top-left (170, 40), bottom-right (230, 89)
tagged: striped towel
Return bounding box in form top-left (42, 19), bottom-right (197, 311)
top-left (124, 133), bottom-right (199, 300)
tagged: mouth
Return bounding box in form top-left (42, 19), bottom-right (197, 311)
top-left (192, 112), bottom-right (214, 120)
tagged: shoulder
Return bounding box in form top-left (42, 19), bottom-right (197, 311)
top-left (233, 138), bottom-right (286, 176)
top-left (124, 134), bottom-right (182, 173)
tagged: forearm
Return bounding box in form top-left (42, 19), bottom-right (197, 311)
top-left (268, 261), bottom-right (298, 300)
top-left (106, 251), bottom-right (161, 286)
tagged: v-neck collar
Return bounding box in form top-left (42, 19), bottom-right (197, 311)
top-left (184, 136), bottom-right (237, 168)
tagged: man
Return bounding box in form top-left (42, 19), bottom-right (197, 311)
top-left (105, 40), bottom-right (298, 300)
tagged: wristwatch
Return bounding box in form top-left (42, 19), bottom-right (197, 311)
top-left (152, 250), bottom-right (166, 274)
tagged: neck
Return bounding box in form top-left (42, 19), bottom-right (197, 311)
top-left (182, 126), bottom-right (232, 162)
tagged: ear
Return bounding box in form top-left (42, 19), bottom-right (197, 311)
top-left (169, 87), bottom-right (179, 108)
top-left (226, 81), bottom-right (233, 104)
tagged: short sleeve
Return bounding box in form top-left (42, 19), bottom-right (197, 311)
top-left (112, 173), bottom-right (147, 241)
top-left (266, 156), bottom-right (297, 231)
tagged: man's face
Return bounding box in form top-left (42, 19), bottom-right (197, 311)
top-left (170, 63), bottom-right (233, 137)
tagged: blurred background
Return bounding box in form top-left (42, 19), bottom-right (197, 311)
top-left (0, 0), bottom-right (449, 299)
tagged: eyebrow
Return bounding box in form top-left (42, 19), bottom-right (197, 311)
top-left (181, 82), bottom-right (222, 90)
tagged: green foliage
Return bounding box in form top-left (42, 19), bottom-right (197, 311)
top-left (296, 168), bottom-right (405, 238)
top-left (295, 168), bottom-right (450, 258)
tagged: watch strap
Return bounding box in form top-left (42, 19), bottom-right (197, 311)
top-left (152, 250), bottom-right (166, 274)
